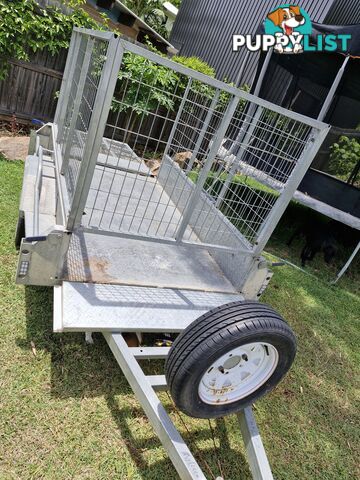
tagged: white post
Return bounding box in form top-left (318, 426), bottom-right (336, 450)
top-left (317, 56), bottom-right (350, 122)
top-left (332, 240), bottom-right (360, 284)
top-left (252, 48), bottom-right (273, 97)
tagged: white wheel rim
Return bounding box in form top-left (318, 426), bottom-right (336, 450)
top-left (198, 342), bottom-right (279, 405)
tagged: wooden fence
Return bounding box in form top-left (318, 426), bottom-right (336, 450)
top-left (0, 48), bottom-right (68, 124)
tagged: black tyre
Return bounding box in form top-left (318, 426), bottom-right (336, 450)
top-left (165, 301), bottom-right (296, 418)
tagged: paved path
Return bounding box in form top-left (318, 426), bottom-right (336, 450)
top-left (0, 136), bottom-right (30, 160)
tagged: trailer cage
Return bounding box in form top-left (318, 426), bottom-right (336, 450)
top-left (15, 28), bottom-right (330, 480)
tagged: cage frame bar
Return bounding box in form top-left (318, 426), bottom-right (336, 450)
top-left (253, 125), bottom-right (331, 254)
top-left (175, 94), bottom-right (240, 242)
top-left (54, 31), bottom-right (81, 141)
top-left (61, 35), bottom-right (95, 174)
top-left (185, 89), bottom-right (221, 173)
top-left (215, 105), bottom-right (264, 208)
top-left (66, 37), bottom-right (124, 230)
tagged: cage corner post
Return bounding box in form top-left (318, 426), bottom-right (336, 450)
top-left (54, 31), bottom-right (82, 145)
top-left (66, 35), bottom-right (124, 231)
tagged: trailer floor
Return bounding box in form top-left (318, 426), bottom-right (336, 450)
top-left (64, 230), bottom-right (236, 293)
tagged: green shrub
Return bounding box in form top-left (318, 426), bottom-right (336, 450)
top-left (113, 51), bottom-right (178, 114)
top-left (122, 0), bottom-right (169, 38)
top-left (329, 135), bottom-right (360, 186)
top-left (172, 55), bottom-right (216, 77)
top-left (112, 41), bottom-right (250, 122)
top-left (112, 45), bottom-right (221, 115)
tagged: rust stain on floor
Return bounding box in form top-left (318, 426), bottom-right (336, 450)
top-left (84, 256), bottom-right (115, 283)
top-left (67, 256), bottom-right (116, 283)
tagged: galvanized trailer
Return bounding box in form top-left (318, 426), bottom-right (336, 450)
top-left (15, 28), bottom-right (330, 479)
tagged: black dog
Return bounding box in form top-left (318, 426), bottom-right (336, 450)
top-left (287, 221), bottom-right (338, 267)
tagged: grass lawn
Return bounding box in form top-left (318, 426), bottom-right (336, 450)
top-left (266, 201), bottom-right (360, 296)
top-left (0, 157), bottom-right (359, 479)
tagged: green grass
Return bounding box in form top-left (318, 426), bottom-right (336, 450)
top-left (190, 170), bottom-right (277, 195)
top-left (266, 201), bottom-right (360, 295)
top-left (0, 157), bottom-right (359, 479)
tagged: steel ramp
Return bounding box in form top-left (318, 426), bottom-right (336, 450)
top-left (54, 281), bottom-right (243, 332)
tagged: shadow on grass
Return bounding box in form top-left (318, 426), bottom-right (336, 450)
top-left (105, 396), bottom-right (251, 480)
top-left (17, 286), bottom-right (132, 399)
top-left (17, 272), bottom-right (359, 479)
top-left (18, 285), bottom-right (251, 479)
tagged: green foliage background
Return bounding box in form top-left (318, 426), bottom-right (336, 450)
top-left (329, 135), bottom-right (360, 186)
top-left (123, 0), bottom-right (182, 38)
top-left (0, 0), bottom-right (102, 78)
top-left (0, 0), bottom-right (249, 126)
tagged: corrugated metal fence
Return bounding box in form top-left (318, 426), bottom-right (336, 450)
top-left (170, 0), bottom-right (336, 86)
top-left (324, 0), bottom-right (360, 24)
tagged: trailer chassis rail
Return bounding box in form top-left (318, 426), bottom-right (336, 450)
top-left (104, 332), bottom-right (274, 480)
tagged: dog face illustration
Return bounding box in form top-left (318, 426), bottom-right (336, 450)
top-left (267, 6), bottom-right (305, 36)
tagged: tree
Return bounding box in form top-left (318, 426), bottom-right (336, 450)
top-left (123, 0), bottom-right (161, 18)
top-left (123, 0), bottom-right (168, 38)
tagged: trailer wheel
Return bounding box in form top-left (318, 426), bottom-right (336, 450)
top-left (165, 301), bottom-right (296, 418)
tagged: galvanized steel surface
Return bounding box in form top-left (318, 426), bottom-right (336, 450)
top-left (55, 29), bottom-right (329, 287)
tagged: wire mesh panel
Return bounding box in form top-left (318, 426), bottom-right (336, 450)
top-left (57, 32), bottom-right (111, 205)
top-left (183, 105), bottom-right (314, 245)
top-left (84, 69), bottom-right (234, 242)
top-left (57, 30), bottom-right (329, 258)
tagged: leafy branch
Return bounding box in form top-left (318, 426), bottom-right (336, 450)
top-left (122, 0), bottom-right (169, 38)
top-left (329, 135), bottom-right (360, 186)
top-left (0, 0), bottom-right (102, 79)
